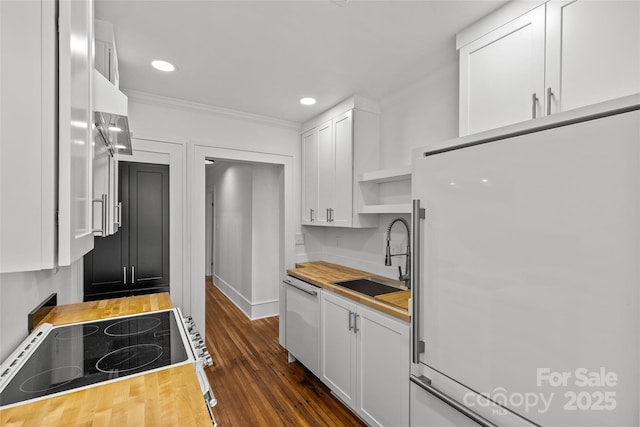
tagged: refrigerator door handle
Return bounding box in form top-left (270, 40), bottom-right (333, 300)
top-left (410, 375), bottom-right (498, 427)
top-left (412, 199), bottom-right (426, 364)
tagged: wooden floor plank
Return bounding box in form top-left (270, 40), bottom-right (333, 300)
top-left (203, 279), bottom-right (365, 427)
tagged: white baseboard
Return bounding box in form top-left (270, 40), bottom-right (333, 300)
top-left (251, 299), bottom-right (279, 319)
top-left (213, 274), bottom-right (279, 320)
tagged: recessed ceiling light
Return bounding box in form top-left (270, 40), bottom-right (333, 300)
top-left (299, 97), bottom-right (317, 106)
top-left (151, 60), bottom-right (176, 72)
top-left (204, 159), bottom-right (215, 165)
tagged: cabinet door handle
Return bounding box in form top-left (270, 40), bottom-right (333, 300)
top-left (354, 314), bottom-right (360, 334)
top-left (326, 208), bottom-right (330, 222)
top-left (114, 202), bottom-right (122, 227)
top-left (531, 93), bottom-right (538, 119)
top-left (92, 194), bottom-right (108, 237)
top-left (131, 266), bottom-right (135, 284)
top-left (310, 209), bottom-right (314, 222)
top-left (348, 311), bottom-right (354, 331)
top-left (123, 267), bottom-right (127, 285)
top-left (546, 87), bottom-right (554, 116)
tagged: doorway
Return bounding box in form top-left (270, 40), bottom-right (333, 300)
top-left (190, 145), bottom-right (295, 346)
top-left (204, 160), bottom-right (282, 319)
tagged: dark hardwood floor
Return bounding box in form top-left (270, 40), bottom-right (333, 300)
top-left (204, 278), bottom-right (366, 426)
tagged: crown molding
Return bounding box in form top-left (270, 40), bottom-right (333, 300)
top-left (123, 89), bottom-right (302, 130)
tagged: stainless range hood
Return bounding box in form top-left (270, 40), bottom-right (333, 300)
top-left (93, 69), bottom-right (132, 155)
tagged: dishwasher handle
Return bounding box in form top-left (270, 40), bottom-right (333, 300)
top-left (284, 279), bottom-right (318, 297)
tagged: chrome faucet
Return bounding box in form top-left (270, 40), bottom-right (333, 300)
top-left (384, 217), bottom-right (411, 288)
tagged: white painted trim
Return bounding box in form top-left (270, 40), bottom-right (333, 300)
top-left (301, 95), bottom-right (380, 133)
top-left (128, 137), bottom-right (187, 312)
top-left (124, 89), bottom-right (301, 130)
top-left (213, 274), bottom-right (252, 318)
top-left (212, 275), bottom-right (279, 320)
top-left (190, 144), bottom-right (295, 347)
top-left (251, 300), bottom-right (279, 320)
top-left (456, 0), bottom-right (547, 50)
top-left (119, 150), bottom-right (169, 165)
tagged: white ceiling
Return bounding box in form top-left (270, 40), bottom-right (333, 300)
top-left (96, 0), bottom-right (508, 124)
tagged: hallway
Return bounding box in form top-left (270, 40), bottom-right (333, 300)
top-left (203, 279), bottom-right (366, 426)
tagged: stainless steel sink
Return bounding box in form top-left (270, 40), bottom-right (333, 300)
top-left (333, 278), bottom-right (401, 297)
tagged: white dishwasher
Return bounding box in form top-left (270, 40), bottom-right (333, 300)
top-left (284, 276), bottom-right (321, 377)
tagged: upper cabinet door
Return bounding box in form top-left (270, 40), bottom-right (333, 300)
top-left (545, 0), bottom-right (640, 114)
top-left (316, 120), bottom-right (334, 225)
top-left (0, 0), bottom-right (56, 272)
top-left (58, 0), bottom-right (94, 266)
top-left (331, 111), bottom-right (353, 227)
top-left (459, 4), bottom-right (546, 136)
top-left (301, 128), bottom-right (318, 225)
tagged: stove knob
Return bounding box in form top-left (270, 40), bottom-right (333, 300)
top-left (204, 355), bottom-right (213, 367)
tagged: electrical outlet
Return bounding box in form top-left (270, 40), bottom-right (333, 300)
top-left (295, 233), bottom-right (305, 245)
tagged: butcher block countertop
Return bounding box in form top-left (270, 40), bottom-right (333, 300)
top-left (287, 261), bottom-right (411, 322)
top-left (0, 293), bottom-right (212, 427)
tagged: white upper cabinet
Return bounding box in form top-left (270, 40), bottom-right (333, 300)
top-left (459, 5), bottom-right (546, 136)
top-left (458, 0), bottom-right (640, 136)
top-left (58, 0), bottom-right (95, 266)
top-left (301, 128), bottom-right (318, 224)
top-left (545, 0), bottom-right (640, 114)
top-left (331, 111), bottom-right (354, 227)
top-left (316, 120), bottom-right (334, 224)
top-left (1, 0), bottom-right (95, 272)
top-left (0, 0), bottom-right (56, 273)
top-left (300, 96), bottom-right (379, 228)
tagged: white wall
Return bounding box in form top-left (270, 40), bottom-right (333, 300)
top-left (380, 60), bottom-right (460, 169)
top-left (251, 165), bottom-right (281, 306)
top-left (0, 261), bottom-right (82, 361)
top-left (212, 163), bottom-right (254, 303)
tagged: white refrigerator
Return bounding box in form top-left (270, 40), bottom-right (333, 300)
top-left (410, 98), bottom-right (639, 426)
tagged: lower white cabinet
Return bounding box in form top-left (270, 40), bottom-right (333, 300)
top-left (321, 291), bottom-right (409, 427)
top-left (321, 291), bottom-right (358, 407)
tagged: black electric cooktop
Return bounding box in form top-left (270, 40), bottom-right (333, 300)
top-left (0, 310), bottom-right (188, 407)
